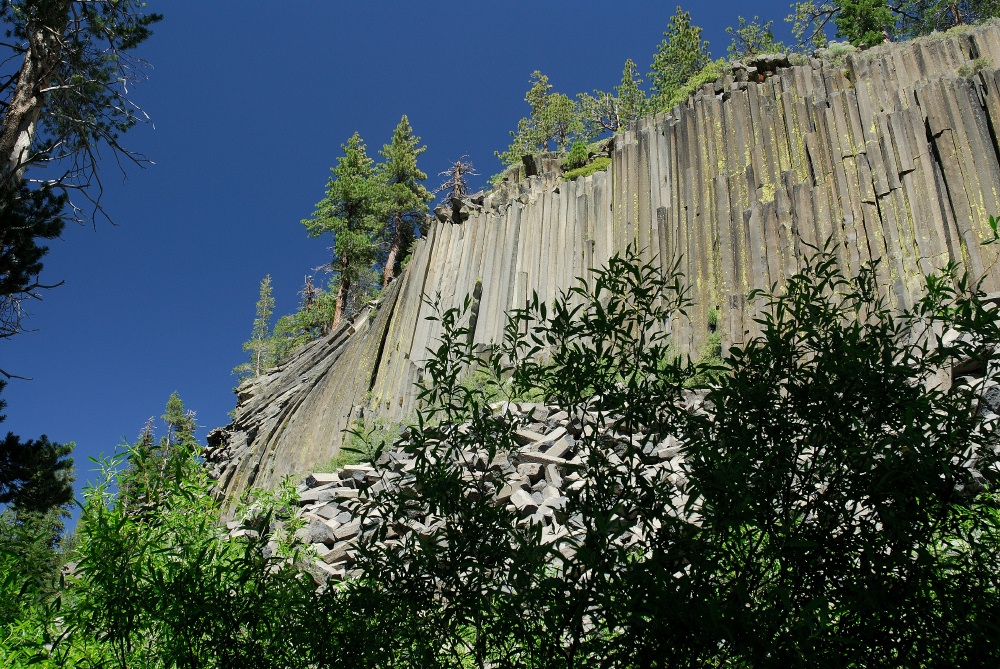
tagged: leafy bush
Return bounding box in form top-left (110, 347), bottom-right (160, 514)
top-left (562, 140), bottom-right (589, 171)
top-left (48, 421), bottom-right (341, 668)
top-left (727, 16), bottom-right (785, 59)
top-left (562, 156), bottom-right (611, 181)
top-left (342, 244), bottom-right (1000, 667)
top-left (318, 416), bottom-right (409, 472)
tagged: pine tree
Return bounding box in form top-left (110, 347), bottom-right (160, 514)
top-left (303, 133), bottom-right (386, 330)
top-left (616, 59), bottom-right (648, 127)
top-left (270, 276), bottom-right (340, 363)
top-left (578, 59), bottom-right (649, 136)
top-left (540, 92), bottom-right (584, 150)
top-left (119, 392), bottom-right (198, 519)
top-left (497, 72), bottom-right (588, 168)
top-left (0, 381), bottom-right (73, 515)
top-left (727, 16), bottom-right (785, 59)
top-left (234, 275), bottom-right (275, 381)
top-left (161, 391), bottom-right (197, 451)
top-left (649, 6), bottom-right (711, 107)
top-left (789, 1), bottom-right (999, 48)
top-left (836, 0), bottom-right (894, 46)
top-left (379, 116), bottom-right (431, 287)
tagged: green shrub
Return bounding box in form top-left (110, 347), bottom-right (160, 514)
top-left (819, 40), bottom-right (858, 66)
top-left (562, 140), bottom-right (589, 171)
top-left (562, 156), bottom-right (611, 181)
top-left (53, 422), bottom-right (337, 668)
top-left (661, 58), bottom-right (727, 110)
top-left (318, 417), bottom-right (406, 472)
top-left (958, 56), bottom-right (993, 77)
top-left (686, 331), bottom-right (724, 387)
top-left (345, 243), bottom-right (1000, 667)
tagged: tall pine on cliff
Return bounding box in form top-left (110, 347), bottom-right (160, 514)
top-left (378, 116), bottom-right (431, 287)
top-left (303, 133), bottom-right (386, 330)
top-left (234, 275), bottom-right (276, 381)
top-left (649, 6), bottom-right (711, 109)
top-left (577, 58), bottom-right (649, 136)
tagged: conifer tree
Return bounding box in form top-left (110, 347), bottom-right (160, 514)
top-left (119, 392), bottom-right (198, 518)
top-left (788, 1), bottom-right (1000, 48)
top-left (577, 59), bottom-right (648, 136)
top-left (649, 6), bottom-right (711, 108)
top-left (270, 276), bottom-right (340, 363)
top-left (303, 133), bottom-right (386, 329)
top-left (379, 116), bottom-right (432, 287)
top-left (0, 380), bottom-right (73, 515)
top-left (727, 16), bottom-right (785, 59)
top-left (497, 72), bottom-right (588, 168)
top-left (234, 275), bottom-right (275, 381)
top-left (436, 157), bottom-right (478, 206)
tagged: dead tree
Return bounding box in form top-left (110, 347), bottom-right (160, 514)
top-left (435, 156), bottom-right (478, 221)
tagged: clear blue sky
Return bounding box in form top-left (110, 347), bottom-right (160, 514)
top-left (3, 1), bottom-right (796, 502)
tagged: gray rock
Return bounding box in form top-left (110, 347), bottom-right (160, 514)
top-left (545, 464), bottom-right (563, 488)
top-left (334, 520), bottom-right (361, 541)
top-left (510, 489), bottom-right (539, 515)
top-left (314, 503), bottom-right (340, 520)
top-left (300, 485), bottom-right (338, 503)
top-left (514, 428), bottom-right (548, 445)
top-left (517, 462), bottom-right (544, 481)
top-left (980, 379), bottom-right (1000, 414)
top-left (306, 473), bottom-right (341, 488)
top-left (543, 437), bottom-right (573, 460)
top-left (297, 518), bottom-right (337, 545)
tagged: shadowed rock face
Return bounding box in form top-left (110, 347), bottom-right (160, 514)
top-left (213, 24), bottom-right (1000, 506)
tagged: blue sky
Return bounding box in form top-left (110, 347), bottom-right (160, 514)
top-left (3, 1), bottom-right (796, 501)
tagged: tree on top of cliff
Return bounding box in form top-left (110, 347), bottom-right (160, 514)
top-left (378, 115), bottom-right (432, 288)
top-left (233, 275), bottom-right (276, 381)
top-left (727, 16), bottom-right (786, 59)
top-left (789, 1), bottom-right (1000, 49)
top-left (577, 59), bottom-right (649, 136)
top-left (648, 6), bottom-right (712, 110)
top-left (435, 156), bottom-right (477, 203)
top-left (302, 133), bottom-right (387, 330)
top-left (496, 71), bottom-right (588, 169)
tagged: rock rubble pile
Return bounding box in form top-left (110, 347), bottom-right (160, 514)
top-left (266, 392), bottom-right (710, 582)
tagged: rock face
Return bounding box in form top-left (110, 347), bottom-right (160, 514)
top-left (213, 25), bottom-right (1000, 505)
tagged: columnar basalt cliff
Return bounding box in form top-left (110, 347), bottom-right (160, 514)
top-left (210, 24), bottom-right (1000, 504)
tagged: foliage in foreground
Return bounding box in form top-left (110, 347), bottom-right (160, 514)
top-left (346, 245), bottom-right (1000, 667)
top-left (4, 246), bottom-right (1000, 667)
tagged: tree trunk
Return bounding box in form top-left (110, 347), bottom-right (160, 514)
top-left (949, 3), bottom-right (963, 26)
top-left (0, 7), bottom-right (68, 190)
top-left (333, 254), bottom-right (350, 330)
top-left (383, 213), bottom-right (404, 287)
